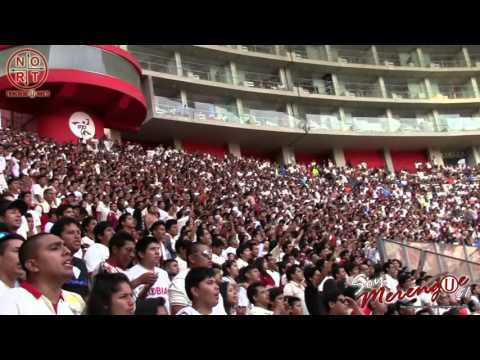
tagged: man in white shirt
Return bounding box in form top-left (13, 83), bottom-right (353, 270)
top-left (169, 243), bottom-right (226, 315)
top-left (31, 175), bottom-right (49, 204)
top-left (174, 238), bottom-right (189, 272)
top-left (151, 221), bottom-right (173, 261)
top-left (126, 237), bottom-right (171, 311)
top-left (0, 233), bottom-right (85, 315)
top-left (283, 265), bottom-right (308, 315)
top-left (0, 199), bottom-right (27, 237)
top-left (383, 260), bottom-right (399, 293)
top-left (265, 253), bottom-right (280, 287)
top-left (84, 222), bottom-right (114, 274)
top-left (247, 282), bottom-right (273, 315)
top-left (176, 267), bottom-right (220, 315)
top-left (212, 237), bottom-right (225, 266)
top-left (236, 242), bottom-right (252, 270)
top-left (0, 232), bottom-right (25, 297)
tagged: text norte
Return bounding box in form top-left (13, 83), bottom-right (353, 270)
top-left (356, 276), bottom-right (470, 308)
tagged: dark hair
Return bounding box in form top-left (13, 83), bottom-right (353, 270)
top-left (108, 231), bottom-right (135, 253)
top-left (185, 267), bottom-right (215, 301)
top-left (50, 218), bottom-right (80, 237)
top-left (135, 236), bottom-right (159, 255)
top-left (175, 238), bottom-right (191, 254)
top-left (268, 287), bottom-right (283, 303)
top-left (94, 221), bottom-right (112, 243)
top-left (0, 232), bottom-right (25, 255)
top-left (135, 298), bottom-right (166, 315)
top-left (165, 219), bottom-right (177, 232)
top-left (186, 242), bottom-right (205, 266)
top-left (82, 216), bottom-right (96, 232)
top-left (286, 295), bottom-right (302, 308)
top-left (222, 260), bottom-right (236, 278)
top-left (247, 282), bottom-right (264, 305)
top-left (236, 242), bottom-right (250, 258)
top-left (219, 281), bottom-right (234, 314)
top-left (150, 220), bottom-right (165, 233)
top-left (19, 233), bottom-right (50, 273)
top-left (212, 237), bottom-right (225, 249)
top-left (116, 213), bottom-right (133, 231)
top-left (323, 288), bottom-right (342, 313)
top-left (332, 265), bottom-right (345, 280)
top-left (18, 191), bottom-right (31, 202)
top-left (86, 273), bottom-right (132, 315)
top-left (55, 205), bottom-right (73, 218)
top-left (303, 265), bottom-right (319, 286)
top-left (286, 264), bottom-right (301, 282)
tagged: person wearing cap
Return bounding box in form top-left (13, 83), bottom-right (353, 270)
top-left (0, 231), bottom-right (25, 297)
top-left (0, 198), bottom-right (28, 236)
top-left (0, 233), bottom-right (85, 315)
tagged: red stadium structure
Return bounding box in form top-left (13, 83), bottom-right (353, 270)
top-left (0, 45), bottom-right (147, 143)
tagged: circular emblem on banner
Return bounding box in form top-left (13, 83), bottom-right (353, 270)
top-left (6, 48), bottom-right (49, 90)
top-left (69, 112), bottom-right (96, 140)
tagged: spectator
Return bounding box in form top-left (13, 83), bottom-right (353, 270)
top-left (269, 287), bottom-right (287, 315)
top-left (265, 253), bottom-right (280, 287)
top-left (174, 238), bottom-right (189, 272)
top-left (286, 296), bottom-right (304, 316)
top-left (176, 267), bottom-right (219, 315)
top-left (135, 297), bottom-right (169, 315)
top-left (164, 259), bottom-right (179, 281)
top-left (222, 260), bottom-right (239, 284)
top-left (151, 221), bottom-right (173, 262)
top-left (84, 221), bottom-right (114, 275)
top-left (126, 237), bottom-right (170, 311)
top-left (211, 237), bottom-right (225, 265)
top-left (0, 233), bottom-right (85, 315)
top-left (236, 242), bottom-right (252, 270)
top-left (304, 265), bottom-right (323, 315)
top-left (219, 281), bottom-right (238, 315)
top-left (0, 232), bottom-right (25, 296)
top-left (81, 216), bottom-right (97, 250)
top-left (50, 218), bottom-right (89, 298)
top-left (0, 199), bottom-right (27, 236)
top-left (247, 282), bottom-right (273, 315)
top-left (283, 264), bottom-right (308, 315)
top-left (236, 264), bottom-right (261, 315)
top-left (86, 273), bottom-right (134, 315)
top-left (55, 204), bottom-right (75, 221)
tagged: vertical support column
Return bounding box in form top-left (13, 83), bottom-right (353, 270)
top-left (143, 76), bottom-right (155, 118)
top-left (180, 90), bottom-right (188, 107)
top-left (379, 76), bottom-right (387, 98)
top-left (471, 77), bottom-right (480, 98)
top-left (432, 109), bottom-right (441, 132)
top-left (230, 61), bottom-right (238, 85)
top-left (325, 45), bottom-right (333, 61)
top-left (228, 143), bottom-right (242, 158)
top-left (285, 67), bottom-right (294, 90)
top-left (416, 47), bottom-right (425, 67)
top-left (470, 146), bottom-right (480, 166)
top-left (333, 148), bottom-right (346, 167)
top-left (174, 139), bottom-right (183, 151)
top-left (383, 148), bottom-right (395, 173)
top-left (425, 78), bottom-right (434, 98)
top-left (279, 68), bottom-right (288, 89)
top-left (274, 45), bottom-right (282, 56)
top-left (338, 107), bottom-right (346, 131)
top-left (331, 73), bottom-right (340, 96)
top-left (371, 45), bottom-right (379, 65)
top-left (236, 98), bottom-right (245, 123)
top-left (428, 148), bottom-right (445, 167)
top-left (174, 51), bottom-right (183, 76)
top-left (385, 109), bottom-right (393, 133)
top-left (463, 47), bottom-right (472, 67)
top-left (286, 104), bottom-right (295, 128)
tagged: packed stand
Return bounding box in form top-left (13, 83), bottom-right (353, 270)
top-left (0, 127), bottom-right (478, 315)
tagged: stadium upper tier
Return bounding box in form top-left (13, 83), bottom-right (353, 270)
top-left (128, 45), bottom-right (480, 136)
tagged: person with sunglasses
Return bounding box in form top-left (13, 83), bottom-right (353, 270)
top-left (0, 231), bottom-right (25, 297)
top-left (169, 242), bottom-right (226, 315)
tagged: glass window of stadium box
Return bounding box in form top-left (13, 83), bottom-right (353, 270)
top-left (429, 77), bottom-right (475, 99)
top-left (234, 45), bottom-right (287, 56)
top-left (384, 77), bottom-right (428, 99)
top-left (437, 109), bottom-right (480, 132)
top-left (421, 46), bottom-right (467, 68)
top-left (295, 104), bottom-right (341, 131)
top-left (467, 46), bottom-right (480, 67)
top-left (235, 62), bottom-right (288, 91)
top-left (376, 45), bottom-right (420, 67)
top-left (292, 69), bottom-right (336, 95)
top-left (329, 45), bottom-right (375, 65)
top-left (186, 93), bottom-right (240, 123)
top-left (152, 80), bottom-right (187, 118)
top-left (390, 110), bottom-right (435, 132)
top-left (343, 108), bottom-right (389, 133)
top-left (442, 148), bottom-right (470, 166)
top-left (181, 55), bottom-right (232, 84)
top-left (128, 45), bottom-right (177, 74)
top-left (290, 45), bottom-right (328, 61)
top-left (241, 99), bottom-right (293, 128)
top-left (336, 75), bottom-right (382, 98)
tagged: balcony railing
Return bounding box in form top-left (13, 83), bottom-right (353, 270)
top-left (131, 50), bottom-right (178, 75)
top-left (426, 54), bottom-right (467, 68)
top-left (340, 82), bottom-right (382, 98)
top-left (181, 59), bottom-right (231, 84)
top-left (296, 78), bottom-right (335, 95)
top-left (344, 117), bottom-right (390, 132)
top-left (242, 109), bottom-right (293, 128)
top-left (291, 46), bottom-right (327, 61)
top-left (390, 117), bottom-right (436, 132)
top-left (386, 84), bottom-right (428, 99)
top-left (237, 45), bottom-right (287, 56)
top-left (438, 117), bottom-right (480, 132)
top-left (434, 85), bottom-right (476, 99)
top-left (238, 70), bottom-right (288, 91)
top-left (306, 114), bottom-right (342, 131)
top-left (469, 53), bottom-right (480, 67)
top-left (334, 48), bottom-right (375, 65)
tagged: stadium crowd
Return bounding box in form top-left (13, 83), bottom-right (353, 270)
top-left (0, 127), bottom-right (479, 315)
